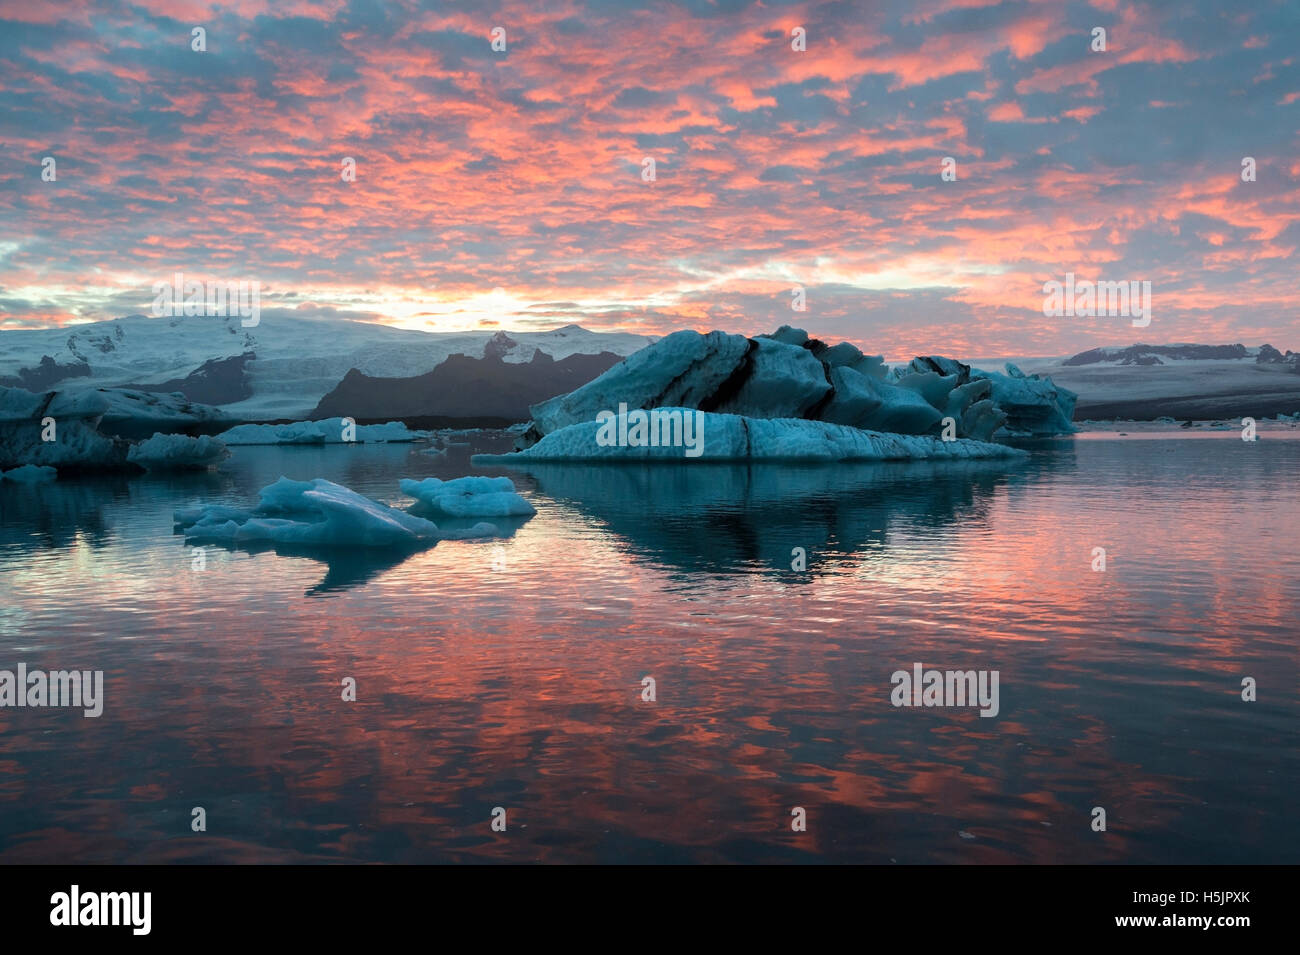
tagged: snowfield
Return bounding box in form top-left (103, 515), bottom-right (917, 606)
top-left (0, 315), bottom-right (654, 421)
top-left (1016, 353), bottom-right (1300, 421)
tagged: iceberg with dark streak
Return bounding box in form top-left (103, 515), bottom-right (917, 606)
top-left (516, 327), bottom-right (1075, 450)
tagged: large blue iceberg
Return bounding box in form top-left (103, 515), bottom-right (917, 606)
top-left (511, 327), bottom-right (1075, 457)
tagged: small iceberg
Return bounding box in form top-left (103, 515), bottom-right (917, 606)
top-left (215, 418), bottom-right (424, 446)
top-left (475, 409), bottom-right (1027, 464)
top-left (1, 464), bottom-right (57, 483)
top-left (174, 477), bottom-right (501, 548)
top-left (399, 476), bottom-right (536, 517)
top-left (127, 433), bottom-right (229, 471)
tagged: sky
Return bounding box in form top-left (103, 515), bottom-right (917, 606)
top-left (1, 0), bottom-right (1297, 357)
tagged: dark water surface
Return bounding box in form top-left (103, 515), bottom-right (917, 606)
top-left (0, 432), bottom-right (1296, 863)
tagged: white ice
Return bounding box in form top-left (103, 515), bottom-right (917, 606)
top-left (174, 477), bottom-right (503, 547)
top-left (399, 476), bottom-right (536, 517)
top-left (216, 418), bottom-right (425, 445)
top-left (0, 315), bottom-right (655, 422)
top-left (127, 433), bottom-right (229, 470)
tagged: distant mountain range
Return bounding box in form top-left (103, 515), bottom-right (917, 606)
top-left (312, 349), bottom-right (627, 427)
top-left (1020, 342), bottom-right (1300, 420)
top-left (4, 317), bottom-right (1298, 424)
top-left (0, 315), bottom-right (654, 422)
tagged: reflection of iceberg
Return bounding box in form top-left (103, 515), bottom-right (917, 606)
top-left (173, 476), bottom-right (539, 595)
top-left (188, 539), bottom-right (436, 597)
top-left (0, 470), bottom-right (227, 553)
top-left (509, 459), bottom-right (1026, 578)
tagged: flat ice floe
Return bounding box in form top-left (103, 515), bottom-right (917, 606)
top-left (215, 418), bottom-right (424, 445)
top-left (475, 409), bottom-right (1027, 463)
top-left (1, 464), bottom-right (58, 483)
top-left (174, 477), bottom-right (503, 548)
top-left (399, 476), bottom-right (536, 517)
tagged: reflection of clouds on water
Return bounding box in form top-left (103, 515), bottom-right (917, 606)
top-left (0, 606), bottom-right (30, 642)
top-left (2, 439), bottom-right (1297, 863)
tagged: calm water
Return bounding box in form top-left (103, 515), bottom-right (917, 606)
top-left (0, 432), bottom-right (1296, 864)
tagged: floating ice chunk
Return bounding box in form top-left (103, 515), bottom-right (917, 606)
top-left (216, 418), bottom-right (425, 445)
top-left (399, 476), bottom-right (536, 517)
top-left (215, 421), bottom-right (327, 445)
top-left (1, 464), bottom-right (57, 483)
top-left (0, 385), bottom-right (131, 471)
top-left (127, 433), bottom-right (229, 471)
top-left (474, 409), bottom-right (1026, 463)
top-left (174, 477), bottom-right (499, 547)
top-left (516, 329), bottom-right (1077, 446)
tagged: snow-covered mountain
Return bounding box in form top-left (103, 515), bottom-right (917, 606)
top-left (0, 315), bottom-right (655, 420)
top-left (1017, 342), bottom-right (1300, 420)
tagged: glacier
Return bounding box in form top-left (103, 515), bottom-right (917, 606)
top-left (399, 476), bottom-right (536, 517)
top-left (520, 327), bottom-right (1076, 448)
top-left (0, 314), bottom-right (654, 422)
top-left (475, 408), bottom-right (1026, 464)
top-left (174, 477), bottom-right (507, 548)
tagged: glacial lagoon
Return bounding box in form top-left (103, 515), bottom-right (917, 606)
top-left (0, 431), bottom-right (1296, 863)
